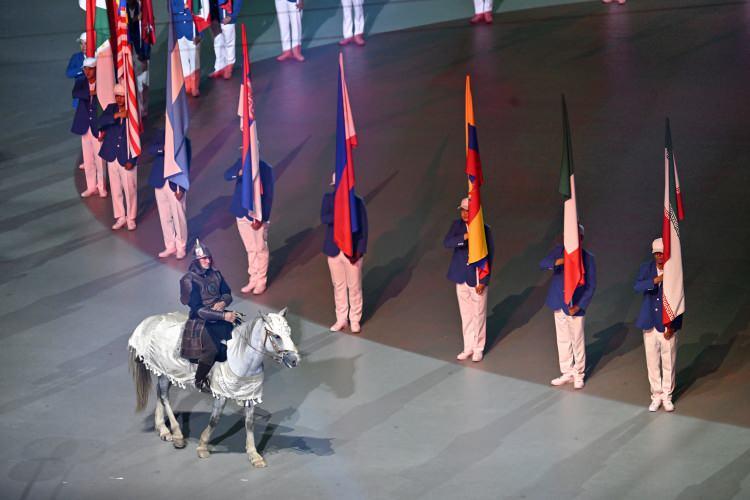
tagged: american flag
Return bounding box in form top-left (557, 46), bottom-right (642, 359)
top-left (116, 0), bottom-right (141, 157)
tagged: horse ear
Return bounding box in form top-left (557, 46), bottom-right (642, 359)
top-left (278, 307), bottom-right (288, 317)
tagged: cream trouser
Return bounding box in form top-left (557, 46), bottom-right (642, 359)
top-left (178, 37), bottom-right (201, 78)
top-left (553, 309), bottom-right (586, 380)
top-left (81, 129), bottom-right (105, 193)
top-left (213, 23), bottom-right (236, 71)
top-left (275, 0), bottom-right (303, 51)
top-left (107, 160), bottom-right (138, 221)
top-left (643, 328), bottom-right (677, 402)
top-left (327, 252), bottom-right (363, 324)
top-left (236, 218), bottom-right (270, 289)
top-left (341, 0), bottom-right (364, 38)
top-left (474, 0), bottom-right (492, 14)
top-left (154, 185), bottom-right (187, 251)
top-left (456, 282), bottom-right (488, 354)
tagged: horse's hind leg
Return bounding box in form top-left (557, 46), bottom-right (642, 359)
top-left (245, 403), bottom-right (266, 468)
top-left (197, 397), bottom-right (226, 459)
top-left (154, 380), bottom-right (172, 442)
top-left (158, 376), bottom-right (185, 449)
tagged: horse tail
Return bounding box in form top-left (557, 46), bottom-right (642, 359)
top-left (129, 349), bottom-right (152, 412)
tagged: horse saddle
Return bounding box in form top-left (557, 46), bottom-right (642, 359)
top-left (180, 318), bottom-right (229, 364)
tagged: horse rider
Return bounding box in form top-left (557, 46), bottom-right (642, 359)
top-left (179, 239), bottom-right (237, 393)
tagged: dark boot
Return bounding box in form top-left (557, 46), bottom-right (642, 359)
top-left (194, 362), bottom-right (213, 393)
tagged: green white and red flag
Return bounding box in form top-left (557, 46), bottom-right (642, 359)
top-left (80, 0), bottom-right (116, 108)
top-left (661, 118), bottom-right (686, 327)
top-left (559, 95), bottom-right (585, 305)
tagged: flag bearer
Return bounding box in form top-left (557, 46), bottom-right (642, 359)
top-left (148, 134), bottom-right (189, 259)
top-left (539, 224), bottom-right (596, 388)
top-left (99, 84), bottom-right (139, 230)
top-left (209, 0), bottom-right (242, 78)
top-left (339, 0), bottom-right (365, 46)
top-left (172, 0), bottom-right (201, 97)
top-left (444, 197), bottom-right (494, 362)
top-left (72, 56), bottom-right (107, 198)
top-left (634, 237), bottom-right (682, 412)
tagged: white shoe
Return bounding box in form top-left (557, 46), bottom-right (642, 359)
top-left (662, 400), bottom-right (675, 412)
top-left (127, 220), bottom-right (136, 231)
top-left (175, 249), bottom-right (186, 260)
top-left (330, 321), bottom-right (347, 332)
top-left (573, 379), bottom-right (585, 390)
top-left (158, 248), bottom-right (176, 258)
top-left (350, 322), bottom-right (361, 334)
top-left (648, 399), bottom-right (661, 412)
top-left (456, 351), bottom-right (472, 361)
top-left (471, 352), bottom-right (483, 362)
top-left (252, 284), bottom-right (266, 295)
top-left (241, 281), bottom-right (256, 294)
top-left (112, 217), bottom-right (127, 230)
top-left (80, 189), bottom-right (97, 198)
top-left (551, 374), bottom-right (574, 386)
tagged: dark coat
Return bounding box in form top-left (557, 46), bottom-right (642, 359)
top-left (97, 104), bottom-right (139, 165)
top-left (71, 77), bottom-right (99, 136)
top-left (539, 244), bottom-right (597, 316)
top-left (443, 220), bottom-right (494, 287)
top-left (224, 159), bottom-right (274, 222)
top-left (320, 192), bottom-right (368, 258)
top-left (634, 260), bottom-right (683, 332)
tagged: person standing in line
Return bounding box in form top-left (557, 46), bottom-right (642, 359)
top-left (539, 224), bottom-right (597, 389)
top-left (72, 56), bottom-right (108, 198)
top-left (224, 158), bottom-right (274, 294)
top-left (470, 0), bottom-right (493, 25)
top-left (148, 134), bottom-right (189, 259)
top-left (443, 197), bottom-right (494, 362)
top-left (98, 84), bottom-right (139, 231)
top-left (321, 174), bottom-right (368, 333)
top-left (209, 0), bottom-right (242, 78)
top-left (172, 0), bottom-right (202, 97)
top-left (634, 237), bottom-right (682, 412)
top-left (339, 0), bottom-right (365, 46)
top-left (275, 0), bottom-right (304, 62)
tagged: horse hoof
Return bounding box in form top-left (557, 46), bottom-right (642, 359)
top-left (159, 432), bottom-right (172, 442)
top-left (172, 438), bottom-right (186, 449)
top-left (197, 448), bottom-right (210, 459)
top-left (249, 454), bottom-right (266, 468)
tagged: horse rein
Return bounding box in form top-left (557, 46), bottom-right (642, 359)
top-left (249, 325), bottom-right (297, 365)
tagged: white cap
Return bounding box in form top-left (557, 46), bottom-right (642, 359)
top-left (113, 83), bottom-right (126, 96)
top-left (79, 32), bottom-right (87, 42)
top-left (458, 197), bottom-right (469, 211)
top-left (83, 57), bottom-right (97, 68)
top-left (652, 238), bottom-right (664, 254)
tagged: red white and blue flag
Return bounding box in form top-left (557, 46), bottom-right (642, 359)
top-left (164, 0), bottom-right (190, 190)
top-left (333, 53), bottom-right (360, 257)
top-left (115, 0), bottom-right (141, 158)
top-left (465, 76), bottom-right (490, 280)
top-left (662, 118), bottom-right (686, 327)
top-left (238, 24), bottom-right (263, 221)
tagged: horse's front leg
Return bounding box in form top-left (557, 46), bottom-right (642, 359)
top-left (245, 403), bottom-right (266, 468)
top-left (197, 396), bottom-right (227, 459)
top-left (154, 377), bottom-right (172, 442)
top-left (158, 376), bottom-right (185, 449)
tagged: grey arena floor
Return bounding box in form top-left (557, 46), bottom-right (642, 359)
top-left (2, 1), bottom-right (749, 499)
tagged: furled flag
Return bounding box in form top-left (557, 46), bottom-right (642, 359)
top-left (141, 0), bottom-right (156, 46)
top-left (115, 0), bottom-right (141, 157)
top-left (80, 0), bottom-right (116, 107)
top-left (464, 75), bottom-right (490, 280)
top-left (333, 53), bottom-right (360, 257)
top-left (661, 118), bottom-right (686, 327)
top-left (238, 24), bottom-right (263, 221)
top-left (559, 95), bottom-right (585, 305)
top-left (191, 0), bottom-right (212, 33)
top-left (163, 0), bottom-right (191, 191)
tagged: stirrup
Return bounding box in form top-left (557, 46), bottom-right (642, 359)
top-left (195, 378), bottom-right (211, 394)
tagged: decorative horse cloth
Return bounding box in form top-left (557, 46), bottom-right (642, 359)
top-left (128, 311), bottom-right (263, 405)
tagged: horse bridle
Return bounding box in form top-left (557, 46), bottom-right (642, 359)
top-left (249, 324), bottom-right (297, 365)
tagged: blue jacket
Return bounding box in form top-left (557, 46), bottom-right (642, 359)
top-left (98, 104), bottom-right (139, 165)
top-left (539, 244), bottom-right (597, 316)
top-left (211, 0), bottom-right (242, 24)
top-left (171, 0), bottom-right (196, 40)
top-left (443, 220), bottom-right (494, 287)
top-left (147, 136), bottom-right (190, 191)
top-left (71, 77), bottom-right (99, 136)
top-left (633, 260), bottom-right (683, 332)
top-left (321, 193), bottom-right (368, 258)
top-left (223, 159), bottom-right (274, 222)
top-left (66, 52), bottom-right (85, 108)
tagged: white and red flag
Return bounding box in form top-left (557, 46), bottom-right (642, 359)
top-left (661, 118), bottom-right (686, 327)
top-left (559, 95), bottom-right (585, 305)
top-left (191, 0), bottom-right (211, 33)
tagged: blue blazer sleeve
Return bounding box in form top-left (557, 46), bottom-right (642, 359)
top-left (230, 0), bottom-right (242, 22)
top-left (72, 77), bottom-right (90, 99)
top-left (355, 198), bottom-right (368, 255)
top-left (98, 104), bottom-right (118, 129)
top-left (443, 220), bottom-right (466, 249)
top-left (539, 245), bottom-right (563, 270)
top-left (634, 262), bottom-right (657, 293)
top-left (479, 226), bottom-right (494, 286)
top-left (321, 193), bottom-right (334, 225)
top-left (224, 159), bottom-right (242, 181)
top-left (577, 253), bottom-right (597, 311)
top-left (66, 53), bottom-right (84, 79)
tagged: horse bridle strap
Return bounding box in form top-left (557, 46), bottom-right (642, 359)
top-left (249, 327), bottom-right (296, 364)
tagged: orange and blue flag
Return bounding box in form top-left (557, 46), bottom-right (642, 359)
top-left (465, 75), bottom-right (490, 280)
top-left (163, 0), bottom-right (190, 190)
top-left (333, 53), bottom-right (359, 256)
top-left (239, 24), bottom-right (263, 221)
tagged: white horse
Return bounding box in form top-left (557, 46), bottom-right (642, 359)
top-left (128, 307), bottom-right (300, 468)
